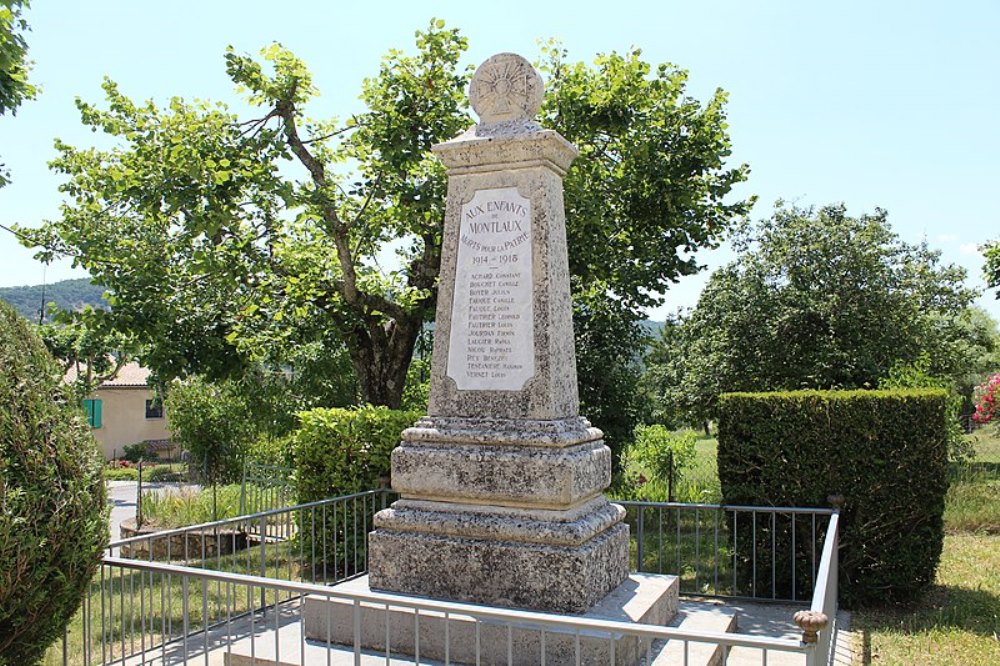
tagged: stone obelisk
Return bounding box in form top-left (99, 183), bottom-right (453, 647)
top-left (367, 53), bottom-right (629, 614)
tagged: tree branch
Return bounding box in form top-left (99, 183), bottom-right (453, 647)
top-left (299, 122), bottom-right (359, 145)
top-left (274, 99), bottom-right (408, 322)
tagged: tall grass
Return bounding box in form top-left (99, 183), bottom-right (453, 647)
top-left (615, 436), bottom-right (722, 504)
top-left (139, 484), bottom-right (244, 528)
top-left (943, 429), bottom-right (1000, 534)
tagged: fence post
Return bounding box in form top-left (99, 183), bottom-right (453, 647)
top-left (259, 514), bottom-right (268, 613)
top-left (668, 450), bottom-right (674, 503)
top-left (636, 506), bottom-right (645, 571)
top-left (137, 460), bottom-right (143, 527)
top-left (240, 461), bottom-right (247, 515)
top-left (379, 474), bottom-right (391, 511)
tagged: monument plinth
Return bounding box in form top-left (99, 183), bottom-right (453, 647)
top-left (367, 52), bottom-right (629, 613)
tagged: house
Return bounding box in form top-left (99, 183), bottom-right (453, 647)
top-left (65, 361), bottom-right (177, 460)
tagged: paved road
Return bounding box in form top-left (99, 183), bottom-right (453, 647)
top-left (106, 480), bottom-right (200, 544)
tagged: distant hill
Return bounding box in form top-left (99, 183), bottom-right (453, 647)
top-left (639, 319), bottom-right (665, 340)
top-left (0, 278), bottom-right (108, 322)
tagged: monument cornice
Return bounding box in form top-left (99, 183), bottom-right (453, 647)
top-left (432, 127), bottom-right (579, 176)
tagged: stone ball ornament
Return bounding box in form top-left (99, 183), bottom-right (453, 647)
top-left (469, 52), bottom-right (544, 125)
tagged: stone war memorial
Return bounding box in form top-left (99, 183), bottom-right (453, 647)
top-left (304, 52), bottom-right (679, 664)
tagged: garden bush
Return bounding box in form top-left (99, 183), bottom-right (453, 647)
top-left (144, 464), bottom-right (183, 482)
top-left (0, 301), bottom-right (108, 665)
top-left (166, 377), bottom-right (250, 484)
top-left (122, 441), bottom-right (159, 463)
top-left (294, 405), bottom-right (421, 502)
top-left (623, 425), bottom-right (698, 500)
top-left (293, 405), bottom-right (420, 578)
top-left (104, 466), bottom-right (139, 481)
top-left (247, 433), bottom-right (295, 469)
top-left (718, 389), bottom-right (949, 606)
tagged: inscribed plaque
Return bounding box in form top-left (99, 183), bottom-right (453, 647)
top-left (447, 187), bottom-right (535, 391)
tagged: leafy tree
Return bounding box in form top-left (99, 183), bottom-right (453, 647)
top-left (166, 376), bottom-right (251, 485)
top-left (572, 286), bottom-right (651, 468)
top-left (19, 22), bottom-right (750, 422)
top-left (985, 240), bottom-right (1000, 297)
top-left (880, 354), bottom-right (974, 461)
top-left (38, 307), bottom-right (139, 398)
top-left (649, 202), bottom-right (982, 424)
top-left (0, 0), bottom-right (37, 186)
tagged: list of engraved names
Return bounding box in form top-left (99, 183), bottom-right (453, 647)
top-left (447, 187), bottom-right (535, 391)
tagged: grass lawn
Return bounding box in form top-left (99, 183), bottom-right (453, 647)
top-left (855, 533), bottom-right (1000, 665)
top-left (855, 429), bottom-right (1000, 665)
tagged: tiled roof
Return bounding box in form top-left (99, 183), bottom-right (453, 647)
top-left (63, 361), bottom-right (152, 388)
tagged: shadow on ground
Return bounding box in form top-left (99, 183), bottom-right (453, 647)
top-left (856, 584), bottom-right (1000, 664)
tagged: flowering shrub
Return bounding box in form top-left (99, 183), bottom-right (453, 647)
top-left (972, 373), bottom-right (1000, 426)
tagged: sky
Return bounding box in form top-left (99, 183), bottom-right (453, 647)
top-left (1, 0), bottom-right (998, 321)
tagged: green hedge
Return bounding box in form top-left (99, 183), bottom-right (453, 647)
top-left (292, 405), bottom-right (420, 580)
top-left (717, 389), bottom-right (949, 606)
top-left (293, 405), bottom-right (421, 502)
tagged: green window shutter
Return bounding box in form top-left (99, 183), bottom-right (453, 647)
top-left (82, 399), bottom-right (103, 428)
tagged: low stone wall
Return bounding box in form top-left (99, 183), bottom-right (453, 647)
top-left (119, 518), bottom-right (249, 561)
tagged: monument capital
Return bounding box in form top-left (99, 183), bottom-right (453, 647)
top-left (469, 52), bottom-right (544, 125)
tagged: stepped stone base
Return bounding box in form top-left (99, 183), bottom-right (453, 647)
top-left (371, 416), bottom-right (630, 614)
top-left (369, 521), bottom-right (629, 614)
top-left (302, 573), bottom-right (679, 666)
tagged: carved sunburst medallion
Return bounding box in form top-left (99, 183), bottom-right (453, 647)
top-left (469, 53), bottom-right (544, 125)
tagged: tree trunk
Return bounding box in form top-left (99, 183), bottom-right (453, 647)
top-left (345, 312), bottom-right (424, 409)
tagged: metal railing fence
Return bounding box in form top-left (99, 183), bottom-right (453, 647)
top-left (112, 490), bottom-right (392, 584)
top-left (239, 462), bottom-right (295, 516)
top-left (59, 556), bottom-right (815, 666)
top-left (52, 490), bottom-right (840, 665)
top-left (619, 500), bottom-right (835, 602)
top-left (807, 511), bottom-right (840, 665)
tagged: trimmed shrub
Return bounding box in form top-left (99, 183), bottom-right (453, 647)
top-left (0, 301), bottom-right (108, 664)
top-left (294, 405), bottom-right (421, 502)
top-left (718, 389), bottom-right (949, 607)
top-left (104, 466), bottom-right (140, 481)
top-left (293, 405), bottom-right (420, 579)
